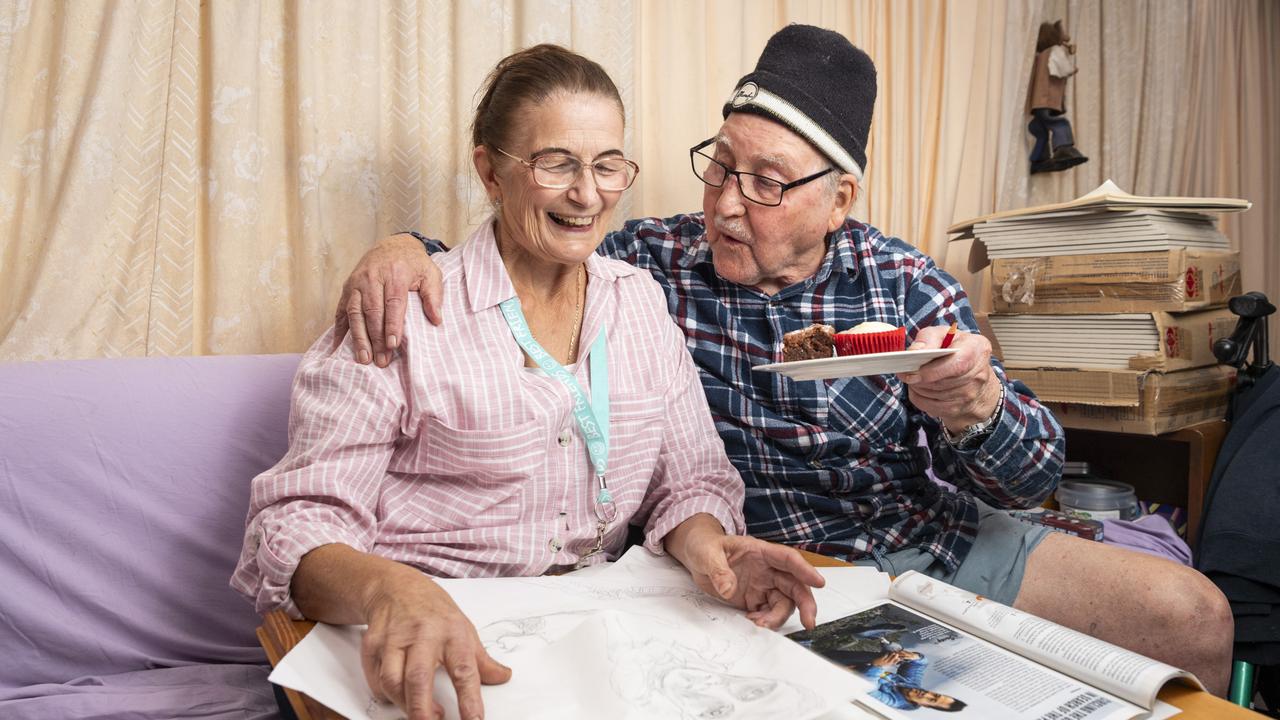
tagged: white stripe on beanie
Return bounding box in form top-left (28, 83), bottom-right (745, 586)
top-left (728, 81), bottom-right (864, 181)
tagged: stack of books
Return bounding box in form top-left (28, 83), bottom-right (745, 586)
top-left (977, 209), bottom-right (1228, 259)
top-left (949, 181), bottom-right (1250, 435)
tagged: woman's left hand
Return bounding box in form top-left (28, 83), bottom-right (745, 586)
top-left (668, 516), bottom-right (825, 631)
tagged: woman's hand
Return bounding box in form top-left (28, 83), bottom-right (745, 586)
top-left (359, 562), bottom-right (511, 720)
top-left (292, 545), bottom-right (510, 720)
top-left (665, 514), bottom-right (826, 630)
top-left (335, 233), bottom-right (444, 368)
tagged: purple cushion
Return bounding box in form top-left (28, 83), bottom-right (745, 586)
top-left (0, 664), bottom-right (278, 720)
top-left (0, 353), bottom-right (300, 689)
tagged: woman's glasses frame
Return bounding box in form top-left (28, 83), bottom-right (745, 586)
top-left (493, 146), bottom-right (639, 192)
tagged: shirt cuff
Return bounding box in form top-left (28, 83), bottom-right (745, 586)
top-left (642, 496), bottom-right (745, 555)
top-left (965, 382), bottom-right (1054, 506)
top-left (972, 394), bottom-right (1026, 466)
top-left (251, 519), bottom-right (368, 618)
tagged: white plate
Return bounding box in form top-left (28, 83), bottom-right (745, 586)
top-left (753, 348), bottom-right (959, 381)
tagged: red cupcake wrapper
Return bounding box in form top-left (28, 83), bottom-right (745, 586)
top-left (834, 327), bottom-right (906, 356)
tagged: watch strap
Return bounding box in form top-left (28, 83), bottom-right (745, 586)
top-left (944, 381), bottom-right (1006, 449)
top-left (402, 230), bottom-right (432, 254)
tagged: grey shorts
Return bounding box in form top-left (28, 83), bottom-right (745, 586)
top-left (851, 499), bottom-right (1052, 606)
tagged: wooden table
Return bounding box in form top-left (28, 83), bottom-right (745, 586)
top-left (261, 552), bottom-right (1260, 719)
top-left (258, 612), bottom-right (333, 720)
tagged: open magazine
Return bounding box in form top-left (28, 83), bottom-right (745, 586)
top-left (788, 571), bottom-right (1202, 720)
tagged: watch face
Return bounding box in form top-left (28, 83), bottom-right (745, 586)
top-left (958, 424), bottom-right (994, 449)
top-left (947, 416), bottom-right (994, 449)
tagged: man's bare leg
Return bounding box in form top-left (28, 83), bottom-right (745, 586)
top-left (1013, 532), bottom-right (1233, 696)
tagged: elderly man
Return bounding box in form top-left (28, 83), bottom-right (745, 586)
top-left (334, 25), bottom-right (1232, 692)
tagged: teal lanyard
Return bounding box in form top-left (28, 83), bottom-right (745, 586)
top-left (498, 295), bottom-right (615, 515)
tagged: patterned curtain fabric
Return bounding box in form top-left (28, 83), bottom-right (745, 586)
top-left (0, 0), bottom-right (636, 359)
top-left (635, 0), bottom-right (1022, 264)
top-left (0, 0), bottom-right (1275, 361)
top-left (989, 0), bottom-right (1279, 358)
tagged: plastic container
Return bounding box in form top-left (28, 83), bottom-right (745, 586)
top-left (1055, 480), bottom-right (1139, 521)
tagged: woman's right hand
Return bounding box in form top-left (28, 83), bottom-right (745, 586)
top-left (336, 232), bottom-right (445, 368)
top-left (360, 562), bottom-right (511, 720)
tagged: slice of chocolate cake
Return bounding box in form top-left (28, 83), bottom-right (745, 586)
top-left (782, 324), bottom-right (835, 362)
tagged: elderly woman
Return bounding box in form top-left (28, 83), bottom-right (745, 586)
top-left (232, 44), bottom-right (824, 720)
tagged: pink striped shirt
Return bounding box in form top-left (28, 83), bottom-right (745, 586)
top-left (232, 220), bottom-right (745, 616)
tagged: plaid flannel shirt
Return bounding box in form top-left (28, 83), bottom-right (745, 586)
top-left (419, 213), bottom-right (1063, 571)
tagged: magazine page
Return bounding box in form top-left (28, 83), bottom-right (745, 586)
top-left (788, 601), bottom-right (1148, 720)
top-left (888, 571), bottom-right (1202, 709)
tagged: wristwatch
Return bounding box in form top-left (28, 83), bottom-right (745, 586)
top-left (944, 382), bottom-right (1006, 450)
top-left (404, 230), bottom-right (432, 253)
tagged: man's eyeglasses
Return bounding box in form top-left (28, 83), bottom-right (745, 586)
top-left (494, 147), bottom-right (639, 192)
top-left (689, 138), bottom-right (834, 207)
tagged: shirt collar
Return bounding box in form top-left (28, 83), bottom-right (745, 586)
top-left (463, 216), bottom-right (636, 313)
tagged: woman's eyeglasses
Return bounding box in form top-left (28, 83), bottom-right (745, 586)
top-left (494, 147), bottom-right (639, 192)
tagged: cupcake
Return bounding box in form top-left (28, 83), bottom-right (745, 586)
top-left (782, 324), bottom-right (835, 362)
top-left (834, 321), bottom-right (907, 356)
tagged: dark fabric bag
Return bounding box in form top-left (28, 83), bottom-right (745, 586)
top-left (1197, 366), bottom-right (1280, 665)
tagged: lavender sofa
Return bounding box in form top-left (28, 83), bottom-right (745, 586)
top-left (0, 353), bottom-right (303, 719)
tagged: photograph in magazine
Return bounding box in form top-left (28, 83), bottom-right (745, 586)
top-left (789, 603), bottom-right (1129, 720)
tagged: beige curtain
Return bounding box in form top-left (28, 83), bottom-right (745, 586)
top-left (1, 0), bottom-right (1275, 362)
top-left (0, 0), bottom-right (637, 359)
top-left (988, 0), bottom-right (1279, 358)
top-left (1179, 0), bottom-right (1280, 359)
top-left (636, 0), bottom-right (1023, 256)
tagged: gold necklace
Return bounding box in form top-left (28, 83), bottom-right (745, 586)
top-left (567, 264), bottom-right (585, 363)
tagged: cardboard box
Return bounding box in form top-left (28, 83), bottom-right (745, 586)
top-left (1007, 367), bottom-right (1146, 407)
top-left (1045, 365), bottom-right (1236, 435)
top-left (991, 249), bottom-right (1240, 314)
top-left (943, 234), bottom-right (993, 314)
top-left (1135, 307), bottom-right (1238, 371)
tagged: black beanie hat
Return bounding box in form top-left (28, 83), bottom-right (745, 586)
top-left (722, 24), bottom-right (876, 180)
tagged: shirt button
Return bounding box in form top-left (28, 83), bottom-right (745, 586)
top-left (548, 537), bottom-right (563, 552)
top-left (557, 429), bottom-right (572, 446)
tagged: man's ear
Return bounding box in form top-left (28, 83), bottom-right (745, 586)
top-left (472, 145), bottom-right (501, 204)
top-left (827, 175), bottom-right (859, 232)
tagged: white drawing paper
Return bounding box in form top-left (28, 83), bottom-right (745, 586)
top-left (269, 546), bottom-right (887, 719)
